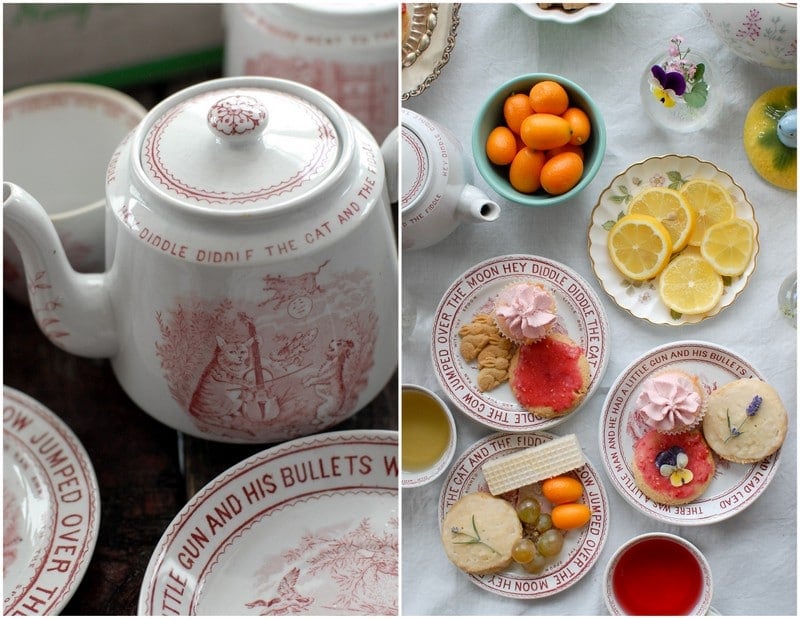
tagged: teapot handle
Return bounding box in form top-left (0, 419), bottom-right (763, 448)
top-left (380, 126), bottom-right (399, 204)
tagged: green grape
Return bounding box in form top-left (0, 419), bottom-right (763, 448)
top-left (536, 528), bottom-right (564, 557)
top-left (535, 512), bottom-right (553, 533)
top-left (522, 552), bottom-right (548, 574)
top-left (511, 537), bottom-right (536, 564)
top-left (516, 498), bottom-right (542, 524)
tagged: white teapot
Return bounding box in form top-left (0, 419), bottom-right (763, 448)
top-left (401, 109), bottom-right (500, 250)
top-left (4, 77), bottom-right (398, 444)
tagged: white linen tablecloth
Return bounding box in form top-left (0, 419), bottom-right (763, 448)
top-left (401, 3), bottom-right (797, 615)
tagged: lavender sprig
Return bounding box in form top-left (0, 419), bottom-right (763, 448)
top-left (725, 395), bottom-right (762, 442)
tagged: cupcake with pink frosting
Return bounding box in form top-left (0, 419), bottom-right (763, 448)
top-left (635, 370), bottom-right (706, 435)
top-left (493, 281), bottom-right (558, 344)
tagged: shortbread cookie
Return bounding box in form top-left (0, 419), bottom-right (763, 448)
top-left (631, 429), bottom-right (715, 506)
top-left (458, 313), bottom-right (514, 392)
top-left (702, 378), bottom-right (788, 464)
top-left (508, 333), bottom-right (590, 418)
top-left (441, 492), bottom-right (522, 574)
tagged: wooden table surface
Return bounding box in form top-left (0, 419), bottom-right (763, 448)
top-left (4, 287), bottom-right (397, 615)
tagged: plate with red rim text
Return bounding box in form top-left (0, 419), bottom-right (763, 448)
top-left (430, 254), bottom-right (610, 432)
top-left (438, 432), bottom-right (610, 599)
top-left (3, 385), bottom-right (101, 616)
top-left (588, 154), bottom-right (759, 326)
top-left (138, 430), bottom-right (398, 616)
top-left (598, 341), bottom-right (781, 525)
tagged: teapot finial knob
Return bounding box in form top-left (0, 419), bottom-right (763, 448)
top-left (207, 95), bottom-right (268, 143)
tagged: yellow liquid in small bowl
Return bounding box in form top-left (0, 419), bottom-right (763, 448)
top-left (402, 389), bottom-right (451, 472)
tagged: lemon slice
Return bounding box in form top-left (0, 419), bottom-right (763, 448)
top-left (658, 254), bottom-right (724, 315)
top-left (700, 218), bottom-right (755, 277)
top-left (679, 179), bottom-right (735, 246)
top-left (607, 214), bottom-right (673, 281)
top-left (628, 187), bottom-right (695, 253)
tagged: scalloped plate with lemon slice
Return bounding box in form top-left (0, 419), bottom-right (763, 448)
top-left (588, 155), bottom-right (759, 326)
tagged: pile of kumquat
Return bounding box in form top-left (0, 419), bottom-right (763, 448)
top-left (485, 80), bottom-right (592, 196)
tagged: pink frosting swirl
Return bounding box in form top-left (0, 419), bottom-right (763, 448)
top-left (636, 372), bottom-right (702, 432)
top-left (494, 283), bottom-right (557, 342)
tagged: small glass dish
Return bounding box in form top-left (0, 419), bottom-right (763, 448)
top-left (640, 36), bottom-right (721, 133)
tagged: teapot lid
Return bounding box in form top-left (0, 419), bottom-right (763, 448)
top-left (137, 80), bottom-right (343, 214)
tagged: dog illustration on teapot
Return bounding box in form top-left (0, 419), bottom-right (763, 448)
top-left (302, 338), bottom-right (355, 420)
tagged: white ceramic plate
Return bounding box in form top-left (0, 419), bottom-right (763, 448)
top-left (438, 432), bottom-right (609, 599)
top-left (3, 386), bottom-right (101, 615)
top-left (430, 254), bottom-right (610, 432)
top-left (598, 341), bottom-right (781, 525)
top-left (514, 2), bottom-right (616, 23)
top-left (402, 3), bottom-right (461, 100)
top-left (138, 430), bottom-right (398, 615)
top-left (588, 154), bottom-right (759, 325)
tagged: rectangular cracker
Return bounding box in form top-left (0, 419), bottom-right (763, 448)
top-left (482, 434), bottom-right (586, 495)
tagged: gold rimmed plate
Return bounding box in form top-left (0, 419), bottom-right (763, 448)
top-left (587, 154), bottom-right (759, 326)
top-left (401, 3), bottom-right (461, 100)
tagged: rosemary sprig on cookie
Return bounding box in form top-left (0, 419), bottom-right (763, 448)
top-left (450, 514), bottom-right (500, 554)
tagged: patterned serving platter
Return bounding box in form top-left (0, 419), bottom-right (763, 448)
top-left (402, 3), bottom-right (461, 99)
top-left (138, 430), bottom-right (398, 615)
top-left (588, 154), bottom-right (759, 325)
top-left (430, 254), bottom-right (610, 432)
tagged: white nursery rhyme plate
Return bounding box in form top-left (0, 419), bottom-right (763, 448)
top-left (430, 254), bottom-right (610, 432)
top-left (599, 341), bottom-right (781, 525)
top-left (138, 430), bottom-right (398, 615)
top-left (438, 432), bottom-right (610, 599)
top-left (588, 154), bottom-right (759, 325)
top-left (3, 386), bottom-right (101, 615)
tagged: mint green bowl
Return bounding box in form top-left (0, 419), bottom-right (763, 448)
top-left (472, 73), bottom-right (606, 207)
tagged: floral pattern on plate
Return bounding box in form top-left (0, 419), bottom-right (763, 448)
top-left (598, 340), bottom-right (781, 525)
top-left (138, 430), bottom-right (398, 615)
top-left (438, 432), bottom-right (609, 599)
top-left (3, 386), bottom-right (100, 615)
top-left (588, 154), bottom-right (759, 325)
top-left (430, 254), bottom-right (609, 432)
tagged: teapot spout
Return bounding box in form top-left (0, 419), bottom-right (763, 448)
top-left (456, 184), bottom-right (501, 224)
top-left (3, 182), bottom-right (117, 358)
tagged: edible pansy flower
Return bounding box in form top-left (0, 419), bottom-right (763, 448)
top-left (655, 446), bottom-right (694, 487)
top-left (648, 35), bottom-right (709, 109)
top-left (650, 65), bottom-right (686, 108)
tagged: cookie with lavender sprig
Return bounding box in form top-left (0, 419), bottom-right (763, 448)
top-left (702, 378), bottom-right (788, 464)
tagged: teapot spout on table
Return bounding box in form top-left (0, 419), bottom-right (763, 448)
top-left (455, 184), bottom-right (501, 224)
top-left (3, 181), bottom-right (117, 358)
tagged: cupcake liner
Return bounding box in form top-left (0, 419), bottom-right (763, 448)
top-left (492, 279), bottom-right (558, 345)
top-left (638, 367), bottom-right (707, 435)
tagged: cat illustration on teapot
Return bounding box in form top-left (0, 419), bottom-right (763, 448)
top-left (189, 334), bottom-right (279, 429)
